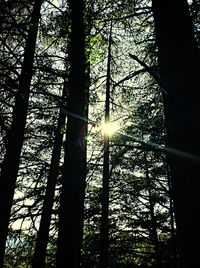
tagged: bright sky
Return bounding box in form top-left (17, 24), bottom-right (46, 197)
top-left (52, 0), bottom-right (59, 7)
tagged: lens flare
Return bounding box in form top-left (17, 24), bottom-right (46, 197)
top-left (101, 121), bottom-right (120, 137)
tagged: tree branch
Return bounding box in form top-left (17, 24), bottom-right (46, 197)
top-left (129, 53), bottom-right (167, 93)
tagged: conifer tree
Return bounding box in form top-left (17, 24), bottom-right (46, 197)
top-left (0, 1), bottom-right (42, 266)
top-left (56, 0), bottom-right (87, 267)
top-left (152, 0), bottom-right (200, 267)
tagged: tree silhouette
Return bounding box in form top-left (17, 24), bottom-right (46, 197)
top-left (152, 0), bottom-right (200, 267)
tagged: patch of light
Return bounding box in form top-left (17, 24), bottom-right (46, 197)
top-left (101, 121), bottom-right (120, 137)
top-left (52, 0), bottom-right (59, 7)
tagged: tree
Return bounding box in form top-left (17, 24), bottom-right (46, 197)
top-left (2, 0), bottom-right (200, 266)
top-left (55, 0), bottom-right (88, 267)
top-left (32, 83), bottom-right (67, 268)
top-left (152, 0), bottom-right (200, 267)
top-left (0, 0), bottom-right (42, 266)
top-left (99, 21), bottom-right (112, 268)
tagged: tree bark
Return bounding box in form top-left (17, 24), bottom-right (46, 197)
top-left (0, 1), bottom-right (42, 266)
top-left (55, 0), bottom-right (87, 267)
top-left (152, 1), bottom-right (200, 267)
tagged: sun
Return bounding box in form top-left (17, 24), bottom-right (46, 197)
top-left (101, 121), bottom-right (120, 137)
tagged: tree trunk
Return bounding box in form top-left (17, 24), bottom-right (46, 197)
top-left (32, 84), bottom-right (67, 268)
top-left (152, 1), bottom-right (200, 267)
top-left (144, 151), bottom-right (161, 268)
top-left (99, 22), bottom-right (112, 268)
top-left (55, 0), bottom-right (87, 267)
top-left (0, 1), bottom-right (42, 266)
top-left (167, 166), bottom-right (178, 268)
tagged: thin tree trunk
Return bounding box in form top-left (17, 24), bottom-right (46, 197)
top-left (0, 1), bottom-right (42, 266)
top-left (32, 83), bottom-right (67, 268)
top-left (143, 151), bottom-right (161, 268)
top-left (167, 166), bottom-right (178, 268)
top-left (152, 1), bottom-right (200, 267)
top-left (99, 22), bottom-right (112, 268)
top-left (56, 0), bottom-right (87, 267)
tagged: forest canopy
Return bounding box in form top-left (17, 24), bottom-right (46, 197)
top-left (0, 0), bottom-right (200, 267)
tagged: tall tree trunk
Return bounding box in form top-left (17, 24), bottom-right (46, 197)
top-left (0, 1), bottom-right (42, 266)
top-left (99, 22), bottom-right (112, 268)
top-left (32, 83), bottom-right (67, 268)
top-left (55, 0), bottom-right (87, 267)
top-left (152, 1), bottom-right (200, 267)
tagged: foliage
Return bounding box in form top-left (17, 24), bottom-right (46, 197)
top-left (1, 0), bottom-right (199, 267)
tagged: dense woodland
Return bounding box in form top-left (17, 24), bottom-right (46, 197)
top-left (0, 0), bottom-right (200, 267)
